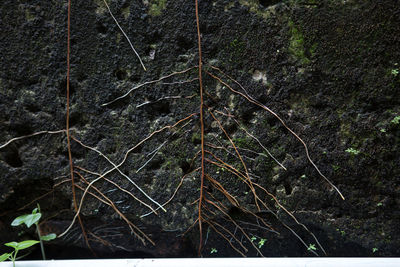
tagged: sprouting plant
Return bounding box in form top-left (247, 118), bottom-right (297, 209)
top-left (345, 148), bottom-right (360, 155)
top-left (210, 247), bottom-right (218, 254)
top-left (307, 244), bottom-right (317, 251)
top-left (0, 240), bottom-right (40, 267)
top-left (250, 236), bottom-right (257, 242)
top-left (258, 238), bottom-right (266, 248)
top-left (372, 247), bottom-right (378, 253)
top-left (391, 116), bottom-right (400, 124)
top-left (10, 204), bottom-right (56, 260)
top-left (391, 69), bottom-right (399, 76)
top-left (300, 174), bottom-right (307, 179)
top-left (332, 164), bottom-right (340, 171)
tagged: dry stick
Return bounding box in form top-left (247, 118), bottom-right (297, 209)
top-left (75, 166), bottom-right (157, 214)
top-left (101, 67), bottom-right (196, 106)
top-left (0, 130), bottom-right (66, 150)
top-left (87, 231), bottom-right (114, 247)
top-left (136, 93), bottom-right (197, 108)
top-left (205, 198), bottom-right (264, 257)
top-left (205, 156), bottom-right (250, 188)
top-left (207, 153), bottom-right (322, 254)
top-left (205, 174), bottom-right (239, 207)
top-left (136, 118), bottom-right (193, 173)
top-left (73, 176), bottom-right (153, 246)
top-left (66, 0), bottom-right (91, 251)
top-left (208, 151), bottom-right (311, 242)
top-left (208, 110), bottom-right (261, 211)
top-left (116, 113), bottom-right (196, 168)
top-left (281, 220), bottom-right (319, 256)
top-left (207, 69), bottom-right (345, 200)
top-left (136, 140), bottom-right (168, 173)
top-left (65, 115), bottom-right (196, 226)
top-left (70, 172), bottom-right (154, 245)
top-left (215, 109), bottom-right (286, 170)
top-left (58, 174), bottom-right (109, 237)
top-left (195, 0), bottom-right (206, 256)
top-left (206, 174), bottom-right (278, 235)
top-left (140, 167), bottom-right (201, 218)
top-left (202, 216), bottom-right (247, 257)
top-left (207, 218), bottom-right (249, 254)
top-left (102, 0), bottom-right (146, 71)
top-left (237, 220), bottom-right (279, 235)
top-left (252, 182), bottom-right (326, 255)
top-left (71, 136), bottom-right (162, 212)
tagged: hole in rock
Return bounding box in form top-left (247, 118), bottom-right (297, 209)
top-left (180, 160), bottom-right (191, 175)
top-left (96, 21), bottom-right (107, 34)
top-left (114, 68), bottom-right (128, 80)
top-left (259, 0), bottom-right (281, 8)
top-left (2, 147), bottom-right (23, 168)
top-left (284, 182), bottom-right (292, 195)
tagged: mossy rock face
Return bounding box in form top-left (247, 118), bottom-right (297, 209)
top-left (1, 0), bottom-right (400, 258)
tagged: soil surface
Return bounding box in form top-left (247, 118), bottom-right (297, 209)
top-left (1, 0), bottom-right (399, 258)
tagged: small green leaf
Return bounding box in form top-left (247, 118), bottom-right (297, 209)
top-left (391, 116), bottom-right (400, 124)
top-left (307, 244), bottom-right (317, 251)
top-left (11, 213), bottom-right (41, 228)
top-left (258, 238), bottom-right (266, 248)
top-left (17, 240), bottom-right (40, 250)
top-left (6, 240), bottom-right (40, 250)
top-left (345, 148), bottom-right (360, 155)
top-left (41, 233), bottom-right (57, 241)
top-left (0, 253), bottom-right (11, 262)
top-left (5, 242), bottom-right (19, 249)
top-left (11, 215), bottom-right (29, 226)
top-left (210, 248), bottom-right (218, 254)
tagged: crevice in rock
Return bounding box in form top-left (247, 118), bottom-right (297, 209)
top-left (1, 146), bottom-right (23, 168)
top-left (259, 0), bottom-right (281, 8)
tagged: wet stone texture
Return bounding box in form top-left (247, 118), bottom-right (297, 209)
top-left (0, 0), bottom-right (399, 258)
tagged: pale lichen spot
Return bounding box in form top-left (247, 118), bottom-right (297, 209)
top-left (252, 70), bottom-right (268, 85)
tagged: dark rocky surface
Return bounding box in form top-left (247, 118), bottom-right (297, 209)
top-left (0, 0), bottom-right (399, 258)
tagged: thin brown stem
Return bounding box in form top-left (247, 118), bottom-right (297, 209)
top-left (66, 0), bottom-right (91, 251)
top-left (195, 0), bottom-right (205, 256)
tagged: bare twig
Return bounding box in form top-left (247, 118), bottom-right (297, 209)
top-left (102, 0), bottom-right (146, 71)
top-left (136, 94), bottom-right (196, 108)
top-left (140, 167), bottom-right (201, 218)
top-left (75, 166), bottom-right (157, 214)
top-left (71, 136), bottom-right (164, 212)
top-left (101, 67), bottom-right (196, 106)
top-left (0, 130), bottom-right (66, 150)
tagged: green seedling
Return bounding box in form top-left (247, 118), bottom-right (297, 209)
top-left (10, 204), bottom-right (56, 260)
top-left (210, 248), bottom-right (218, 254)
top-left (345, 148), bottom-right (360, 155)
top-left (391, 116), bottom-right (400, 125)
top-left (307, 244), bottom-right (317, 251)
top-left (0, 240), bottom-right (40, 267)
top-left (258, 238), bottom-right (266, 248)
